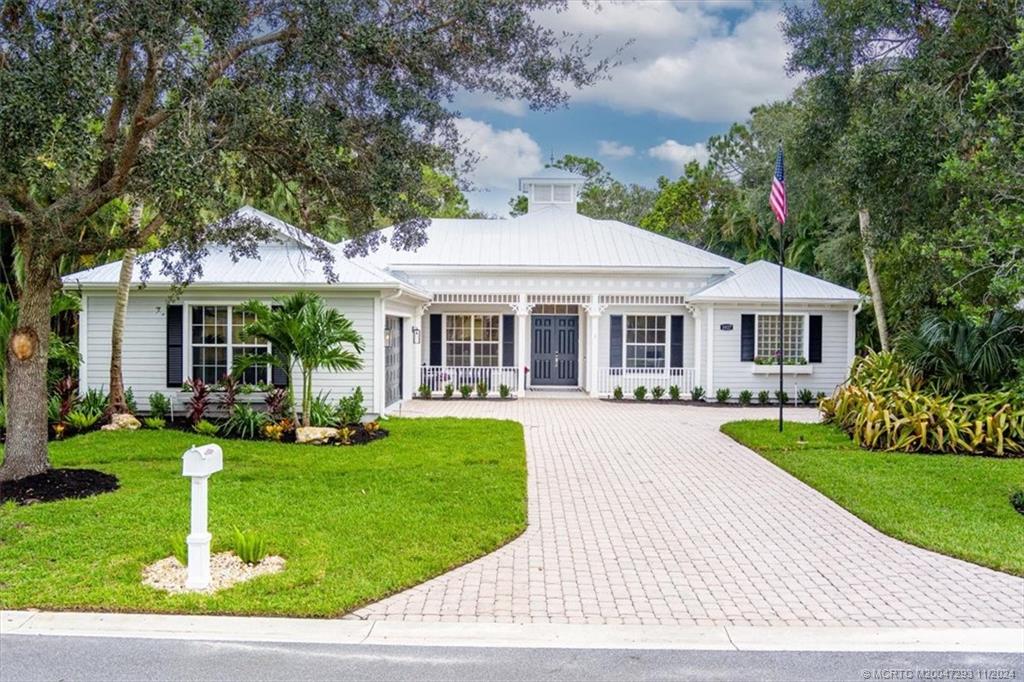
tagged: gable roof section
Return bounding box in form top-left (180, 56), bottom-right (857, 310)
top-left (359, 205), bottom-right (740, 271)
top-left (64, 206), bottom-right (426, 295)
top-left (689, 260), bottom-right (861, 303)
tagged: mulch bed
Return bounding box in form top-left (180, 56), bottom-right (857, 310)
top-left (1, 468), bottom-right (119, 505)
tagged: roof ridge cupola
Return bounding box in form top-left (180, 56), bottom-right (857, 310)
top-left (518, 168), bottom-right (586, 214)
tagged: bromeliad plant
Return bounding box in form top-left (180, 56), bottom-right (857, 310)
top-left (233, 292), bottom-right (364, 428)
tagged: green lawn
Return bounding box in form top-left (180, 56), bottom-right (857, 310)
top-left (0, 418), bottom-right (526, 616)
top-left (721, 420), bottom-right (1024, 576)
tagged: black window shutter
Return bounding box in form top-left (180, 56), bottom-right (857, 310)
top-left (809, 315), bottom-right (823, 363)
top-left (166, 305), bottom-right (184, 387)
top-left (670, 315), bottom-right (684, 368)
top-left (270, 305), bottom-right (288, 386)
top-left (429, 314), bottom-right (443, 365)
top-left (609, 315), bottom-right (623, 367)
top-left (502, 315), bottom-right (515, 367)
top-left (740, 314), bottom-right (755, 361)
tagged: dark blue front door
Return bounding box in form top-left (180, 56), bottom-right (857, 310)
top-left (531, 316), bottom-right (578, 386)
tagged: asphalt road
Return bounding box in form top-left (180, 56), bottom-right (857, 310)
top-left (1, 635), bottom-right (1022, 682)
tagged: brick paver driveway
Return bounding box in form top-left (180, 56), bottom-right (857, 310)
top-left (350, 398), bottom-right (1024, 628)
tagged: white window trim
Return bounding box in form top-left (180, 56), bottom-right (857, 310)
top-left (753, 312), bottom-right (810, 362)
top-left (441, 312), bottom-right (505, 368)
top-left (621, 313), bottom-right (670, 370)
top-left (186, 302), bottom-right (273, 384)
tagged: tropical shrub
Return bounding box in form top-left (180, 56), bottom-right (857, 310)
top-left (443, 383), bottom-right (455, 399)
top-left (337, 387), bottom-right (366, 424)
top-left (476, 380), bottom-right (488, 398)
top-left (185, 378), bottom-right (211, 424)
top-left (738, 390), bottom-right (753, 406)
top-left (816, 391), bottom-right (828, 404)
top-left (651, 386), bottom-right (665, 400)
top-left (797, 388), bottom-right (814, 406)
top-left (668, 385), bottom-right (680, 401)
top-left (691, 385), bottom-right (705, 401)
top-left (81, 387), bottom-right (108, 416)
top-left (143, 417), bottom-right (166, 430)
top-left (66, 410), bottom-right (100, 431)
top-left (459, 384), bottom-right (472, 399)
top-left (821, 352), bottom-right (1024, 456)
top-left (264, 387), bottom-right (290, 420)
top-left (50, 376), bottom-right (78, 425)
top-left (633, 385), bottom-right (647, 401)
top-left (193, 419), bottom-right (219, 436)
top-left (418, 384), bottom-right (431, 399)
top-left (775, 390), bottom-right (789, 405)
top-left (262, 419), bottom-right (293, 442)
top-left (224, 404), bottom-right (269, 439)
top-left (612, 386), bottom-right (623, 400)
top-left (148, 392), bottom-right (171, 419)
top-left (1012, 490), bottom-right (1024, 515)
top-left (231, 528), bottom-right (268, 565)
top-left (499, 384), bottom-right (511, 399)
top-left (715, 388), bottom-right (731, 403)
top-left (218, 374), bottom-right (239, 415)
top-left (757, 390), bottom-right (771, 405)
top-left (124, 386), bottom-right (137, 414)
top-left (307, 391), bottom-right (338, 427)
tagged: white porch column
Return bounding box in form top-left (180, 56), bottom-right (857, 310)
top-left (512, 294), bottom-right (532, 397)
top-left (583, 294), bottom-right (604, 396)
top-left (692, 306), bottom-right (703, 396)
top-left (410, 306), bottom-right (425, 398)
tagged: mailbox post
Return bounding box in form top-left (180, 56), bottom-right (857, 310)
top-left (181, 444), bottom-right (223, 590)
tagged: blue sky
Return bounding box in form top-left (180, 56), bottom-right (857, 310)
top-left (451, 1), bottom-right (797, 215)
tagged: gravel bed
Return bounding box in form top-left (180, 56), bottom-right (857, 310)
top-left (142, 552), bottom-right (285, 594)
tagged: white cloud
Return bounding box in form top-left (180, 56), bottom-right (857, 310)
top-left (538, 2), bottom-right (795, 122)
top-left (453, 90), bottom-right (529, 117)
top-left (454, 117), bottom-right (543, 190)
top-left (648, 140), bottom-right (709, 170)
top-left (598, 140), bottom-right (636, 159)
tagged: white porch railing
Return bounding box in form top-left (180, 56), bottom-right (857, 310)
top-left (595, 367), bottom-right (697, 397)
top-left (419, 366), bottom-right (519, 394)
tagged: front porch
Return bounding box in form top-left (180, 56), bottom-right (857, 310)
top-left (411, 292), bottom-right (697, 398)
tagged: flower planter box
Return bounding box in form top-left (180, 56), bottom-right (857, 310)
top-left (750, 364), bottom-right (813, 375)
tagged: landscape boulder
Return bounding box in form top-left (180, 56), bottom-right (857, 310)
top-left (101, 413), bottom-right (141, 431)
top-left (296, 426), bottom-right (338, 445)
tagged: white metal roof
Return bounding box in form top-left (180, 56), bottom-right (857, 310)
top-left (360, 205), bottom-right (740, 271)
top-left (689, 260), bottom-right (861, 302)
top-left (63, 207), bottom-right (425, 295)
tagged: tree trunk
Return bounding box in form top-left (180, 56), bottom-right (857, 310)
top-left (107, 246), bottom-right (137, 415)
top-left (0, 268), bottom-right (57, 482)
top-left (858, 208), bottom-right (890, 352)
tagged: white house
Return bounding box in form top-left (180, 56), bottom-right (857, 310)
top-left (65, 170), bottom-right (862, 415)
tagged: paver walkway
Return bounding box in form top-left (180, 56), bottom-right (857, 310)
top-left (349, 398), bottom-right (1024, 628)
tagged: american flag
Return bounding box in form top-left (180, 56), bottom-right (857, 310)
top-left (770, 147), bottom-right (787, 224)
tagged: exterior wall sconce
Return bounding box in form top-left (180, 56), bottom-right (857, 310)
top-left (384, 327), bottom-right (393, 347)
top-left (412, 327), bottom-right (421, 344)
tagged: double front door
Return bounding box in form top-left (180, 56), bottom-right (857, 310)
top-left (531, 315), bottom-right (578, 386)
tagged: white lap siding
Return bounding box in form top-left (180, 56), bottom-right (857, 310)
top-left (705, 304), bottom-right (853, 399)
top-left (82, 290), bottom-right (377, 414)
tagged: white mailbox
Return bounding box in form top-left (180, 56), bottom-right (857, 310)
top-left (181, 443), bottom-right (223, 590)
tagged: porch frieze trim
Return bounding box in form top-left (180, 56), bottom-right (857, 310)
top-left (509, 301), bottom-right (536, 316)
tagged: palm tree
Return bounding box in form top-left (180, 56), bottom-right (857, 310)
top-left (233, 292), bottom-right (364, 427)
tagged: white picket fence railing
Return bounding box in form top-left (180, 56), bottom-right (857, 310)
top-left (594, 367), bottom-right (697, 397)
top-left (419, 366), bottom-right (519, 394)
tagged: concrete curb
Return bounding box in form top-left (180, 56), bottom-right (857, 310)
top-left (3, 611), bottom-right (1021, 653)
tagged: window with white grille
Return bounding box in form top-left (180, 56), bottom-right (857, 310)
top-left (755, 314), bottom-right (806, 362)
top-left (625, 315), bottom-right (667, 368)
top-left (191, 305), bottom-right (271, 384)
top-left (445, 314), bottom-right (500, 367)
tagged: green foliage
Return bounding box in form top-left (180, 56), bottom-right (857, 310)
top-left (143, 417), bottom-right (166, 430)
top-left (81, 388), bottom-right (108, 417)
top-left (1011, 490), bottom-right (1024, 516)
top-left (337, 387), bottom-right (366, 425)
top-left (499, 384), bottom-right (511, 399)
top-left (612, 386), bottom-right (623, 400)
top-left (148, 392), bottom-right (171, 420)
top-left (185, 378), bottom-right (212, 424)
top-left (775, 390), bottom-right (790, 405)
top-left (651, 386), bottom-right (665, 400)
top-left (443, 384), bottom-right (455, 399)
top-left (633, 386), bottom-right (647, 401)
top-left (691, 386), bottom-right (705, 401)
top-left (418, 384), bottom-right (432, 399)
top-left (459, 385), bottom-right (472, 399)
top-left (797, 389), bottom-right (814, 406)
top-left (193, 419), bottom-right (219, 436)
top-left (307, 392), bottom-right (338, 428)
top-left (66, 410), bottom-right (100, 432)
top-left (49, 377), bottom-right (78, 425)
top-left (123, 387), bottom-right (137, 414)
top-left (816, 391), bottom-right (828, 404)
top-left (224, 404), bottom-right (270, 440)
top-left (715, 388), bottom-right (731, 403)
top-left (738, 390), bottom-right (753, 406)
top-left (668, 385), bottom-right (681, 401)
top-left (757, 390), bottom-right (771, 405)
top-left (476, 381), bottom-right (488, 399)
top-left (169, 536), bottom-right (187, 566)
top-left (754, 356), bottom-right (807, 366)
top-left (234, 293), bottom-right (364, 427)
top-left (820, 352), bottom-right (1024, 456)
top-left (231, 528), bottom-right (268, 566)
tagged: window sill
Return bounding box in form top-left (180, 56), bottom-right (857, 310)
top-left (750, 364), bottom-right (813, 375)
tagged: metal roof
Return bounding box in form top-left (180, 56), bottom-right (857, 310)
top-left (360, 205), bottom-right (740, 271)
top-left (63, 207), bottom-right (425, 294)
top-left (689, 260), bottom-right (861, 302)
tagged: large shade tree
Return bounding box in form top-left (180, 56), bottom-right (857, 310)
top-left (0, 0), bottom-right (610, 480)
